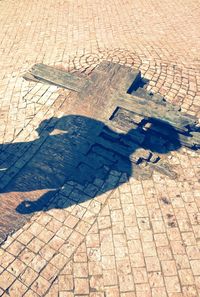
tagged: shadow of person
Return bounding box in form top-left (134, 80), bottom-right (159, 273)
top-left (0, 114), bottom-right (181, 215)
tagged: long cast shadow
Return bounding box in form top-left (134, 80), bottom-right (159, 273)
top-left (0, 115), bottom-right (181, 214)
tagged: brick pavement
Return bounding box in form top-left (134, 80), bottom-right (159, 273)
top-left (0, 0), bottom-right (200, 296)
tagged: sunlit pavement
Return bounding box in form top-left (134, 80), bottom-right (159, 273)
top-left (0, 0), bottom-right (200, 296)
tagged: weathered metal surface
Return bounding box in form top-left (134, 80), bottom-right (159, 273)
top-left (116, 94), bottom-right (197, 133)
top-left (24, 63), bottom-right (89, 92)
top-left (24, 60), bottom-right (200, 165)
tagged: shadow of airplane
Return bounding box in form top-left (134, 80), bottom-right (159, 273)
top-left (0, 115), bottom-right (181, 215)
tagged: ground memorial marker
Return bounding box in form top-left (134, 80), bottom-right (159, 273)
top-left (24, 61), bottom-right (200, 177)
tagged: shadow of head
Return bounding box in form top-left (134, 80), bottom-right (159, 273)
top-left (15, 114), bottom-right (181, 215)
top-left (127, 117), bottom-right (181, 154)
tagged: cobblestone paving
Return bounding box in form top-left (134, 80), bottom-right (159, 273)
top-left (0, 0), bottom-right (200, 296)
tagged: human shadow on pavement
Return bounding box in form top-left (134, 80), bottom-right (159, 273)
top-left (0, 115), bottom-right (181, 214)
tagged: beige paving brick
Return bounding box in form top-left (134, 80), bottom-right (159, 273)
top-left (48, 235), bottom-right (65, 250)
top-left (0, 270), bottom-right (16, 290)
top-left (7, 258), bottom-right (26, 277)
top-left (37, 229), bottom-right (54, 243)
top-left (130, 253), bottom-right (145, 268)
top-left (135, 283), bottom-right (151, 296)
top-left (30, 254), bottom-right (47, 273)
top-left (105, 286), bottom-right (120, 297)
top-left (161, 260), bottom-right (177, 276)
top-left (75, 220), bottom-right (91, 235)
top-left (175, 255), bottom-right (190, 269)
top-left (50, 253), bottom-right (69, 270)
top-left (128, 240), bottom-right (142, 254)
top-left (148, 271), bottom-right (164, 287)
top-left (98, 216), bottom-right (111, 229)
top-left (136, 206), bottom-right (149, 218)
top-left (28, 222), bottom-right (44, 237)
top-left (73, 262), bottom-right (88, 277)
top-left (152, 220), bottom-right (166, 233)
top-left (111, 209), bottom-right (124, 222)
top-left (40, 263), bottom-right (58, 281)
top-left (115, 246), bottom-right (129, 258)
top-left (157, 246), bottom-right (173, 260)
top-left (62, 261), bottom-right (73, 275)
top-left (178, 269), bottom-right (195, 285)
top-left (151, 287), bottom-right (167, 297)
top-left (0, 251), bottom-right (15, 269)
top-left (116, 258), bottom-right (131, 275)
top-left (31, 276), bottom-right (51, 296)
top-left (154, 233), bottom-right (169, 247)
top-left (119, 274), bottom-right (135, 292)
top-left (7, 279), bottom-right (28, 297)
top-left (125, 226), bottom-right (140, 240)
top-left (58, 274), bottom-right (73, 291)
top-left (36, 214), bottom-right (52, 226)
top-left (17, 231), bottom-right (34, 245)
top-left (39, 245), bottom-right (56, 261)
top-left (100, 240), bottom-right (114, 256)
top-left (103, 269), bottom-right (118, 286)
top-left (133, 267), bottom-right (148, 283)
top-left (182, 285), bottom-right (198, 297)
top-left (46, 218), bottom-right (63, 233)
top-left (64, 215), bottom-right (79, 229)
top-left (74, 250), bottom-right (88, 263)
top-left (145, 257), bottom-right (161, 272)
top-left (86, 233), bottom-right (100, 248)
top-left (19, 248), bottom-right (35, 265)
top-left (102, 255), bottom-right (116, 270)
top-left (142, 241), bottom-right (157, 257)
top-left (186, 246), bottom-right (200, 260)
top-left (7, 240), bottom-right (24, 256)
top-left (165, 276), bottom-right (181, 293)
top-left (27, 238), bottom-right (45, 253)
top-left (167, 228), bottom-right (182, 241)
top-left (88, 261), bottom-right (102, 275)
top-left (90, 275), bottom-right (104, 291)
top-left (190, 260), bottom-right (200, 275)
top-left (74, 278), bottom-right (89, 294)
top-left (19, 267), bottom-right (38, 287)
top-left (69, 231), bottom-right (84, 246)
top-left (59, 242), bottom-right (76, 258)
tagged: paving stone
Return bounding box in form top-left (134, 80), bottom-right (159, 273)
top-left (7, 279), bottom-right (28, 296)
top-left (7, 258), bottom-right (26, 277)
top-left (58, 274), bottom-right (73, 291)
top-left (19, 267), bottom-right (38, 287)
top-left (190, 260), bottom-right (200, 276)
top-left (161, 260), bottom-right (178, 276)
top-left (165, 276), bottom-right (181, 293)
top-left (73, 262), bottom-right (88, 277)
top-left (31, 276), bottom-right (51, 296)
top-left (0, 270), bottom-right (16, 290)
top-left (0, 251), bottom-right (15, 268)
top-left (74, 278), bottom-right (89, 294)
